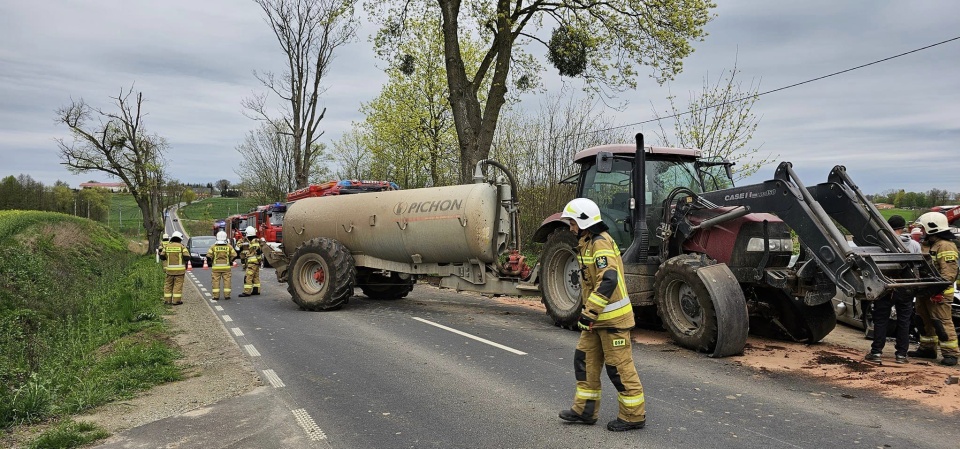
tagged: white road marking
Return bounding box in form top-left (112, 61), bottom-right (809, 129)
top-left (200, 287), bottom-right (208, 292)
top-left (231, 327), bottom-right (244, 336)
top-left (214, 306), bottom-right (224, 311)
top-left (222, 315), bottom-right (233, 322)
top-left (244, 344), bottom-right (261, 357)
top-left (412, 317), bottom-right (527, 355)
top-left (292, 408), bottom-right (326, 441)
top-left (262, 369), bottom-right (285, 387)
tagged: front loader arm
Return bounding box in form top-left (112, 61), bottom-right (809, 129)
top-left (677, 162), bottom-right (947, 303)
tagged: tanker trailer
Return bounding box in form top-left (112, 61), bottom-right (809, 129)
top-left (263, 161), bottom-right (540, 311)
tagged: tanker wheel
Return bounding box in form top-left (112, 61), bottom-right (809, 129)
top-left (287, 237), bottom-right (356, 311)
top-left (751, 287), bottom-right (836, 343)
top-left (359, 272), bottom-right (415, 300)
top-left (654, 254), bottom-right (719, 353)
top-left (539, 228), bottom-right (581, 329)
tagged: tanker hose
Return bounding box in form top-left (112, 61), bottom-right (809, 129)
top-left (476, 159), bottom-right (521, 252)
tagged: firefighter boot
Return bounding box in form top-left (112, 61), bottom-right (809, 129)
top-left (253, 287), bottom-right (260, 295)
top-left (907, 348), bottom-right (938, 359)
top-left (942, 356), bottom-right (958, 366)
top-left (239, 293), bottom-right (251, 297)
top-left (559, 409), bottom-right (597, 425)
top-left (607, 418), bottom-right (646, 432)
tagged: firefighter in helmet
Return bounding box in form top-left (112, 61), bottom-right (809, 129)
top-left (238, 226), bottom-right (263, 297)
top-left (159, 231), bottom-right (187, 305)
top-left (558, 198), bottom-right (646, 432)
top-left (206, 231), bottom-right (238, 300)
top-left (908, 212), bottom-right (959, 366)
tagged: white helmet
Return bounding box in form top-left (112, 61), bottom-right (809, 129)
top-left (561, 198), bottom-right (603, 229)
top-left (245, 226), bottom-right (257, 237)
top-left (216, 231), bottom-right (227, 243)
top-left (170, 231), bottom-right (184, 241)
top-left (917, 212), bottom-right (949, 235)
top-left (162, 233), bottom-right (169, 241)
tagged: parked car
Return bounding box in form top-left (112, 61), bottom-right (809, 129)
top-left (185, 236), bottom-right (217, 268)
top-left (832, 283), bottom-right (960, 339)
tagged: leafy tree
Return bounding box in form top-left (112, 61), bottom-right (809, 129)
top-left (51, 184), bottom-right (75, 214)
top-left (651, 64), bottom-right (769, 180)
top-left (245, 0), bottom-right (358, 189)
top-left (182, 188), bottom-right (197, 205)
top-left (55, 86), bottom-right (168, 250)
top-left (76, 187), bottom-right (109, 221)
top-left (331, 128), bottom-right (372, 180)
top-left (368, 0), bottom-right (714, 182)
top-left (0, 175), bottom-right (23, 210)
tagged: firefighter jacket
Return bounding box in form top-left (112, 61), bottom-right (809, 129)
top-left (927, 238), bottom-right (959, 296)
top-left (577, 231), bottom-right (634, 329)
top-left (160, 242), bottom-right (187, 275)
top-left (206, 243), bottom-right (237, 273)
top-left (241, 239), bottom-right (262, 265)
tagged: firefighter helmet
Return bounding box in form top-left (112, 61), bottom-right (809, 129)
top-left (245, 226), bottom-right (257, 237)
top-left (216, 231), bottom-right (227, 244)
top-left (162, 233), bottom-right (170, 241)
top-left (561, 198), bottom-right (603, 229)
top-left (170, 231), bottom-right (184, 242)
top-left (917, 212), bottom-right (949, 235)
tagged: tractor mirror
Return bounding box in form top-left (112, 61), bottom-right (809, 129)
top-left (597, 151), bottom-right (614, 173)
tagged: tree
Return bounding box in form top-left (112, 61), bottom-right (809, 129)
top-left (182, 189), bottom-right (197, 205)
top-left (651, 64), bottom-right (770, 180)
top-left (56, 86), bottom-right (168, 250)
top-left (235, 122), bottom-right (307, 202)
top-left (330, 128), bottom-right (372, 180)
top-left (369, 0), bottom-right (713, 182)
top-left (51, 183), bottom-right (75, 214)
top-left (245, 0), bottom-right (358, 189)
top-left (215, 179), bottom-right (231, 196)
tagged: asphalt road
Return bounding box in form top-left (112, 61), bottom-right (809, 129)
top-left (181, 264), bottom-right (958, 449)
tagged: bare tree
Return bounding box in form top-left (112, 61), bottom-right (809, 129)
top-left (651, 64), bottom-right (771, 180)
top-left (236, 122), bottom-right (298, 203)
top-left (331, 128), bottom-right (371, 180)
top-left (56, 86), bottom-right (168, 250)
top-left (244, 0), bottom-right (358, 189)
top-left (215, 179), bottom-right (231, 196)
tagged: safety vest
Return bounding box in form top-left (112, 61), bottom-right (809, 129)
top-left (209, 244), bottom-right (234, 272)
top-left (577, 231), bottom-right (634, 329)
top-left (246, 240), bottom-right (261, 264)
top-left (162, 243), bottom-right (187, 275)
top-left (930, 239), bottom-right (959, 296)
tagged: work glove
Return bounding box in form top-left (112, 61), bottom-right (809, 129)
top-left (931, 294), bottom-right (946, 304)
top-left (577, 312), bottom-right (596, 331)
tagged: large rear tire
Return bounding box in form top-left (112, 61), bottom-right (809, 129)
top-left (358, 271), bottom-right (414, 300)
top-left (539, 229), bottom-right (581, 328)
top-left (287, 237), bottom-right (355, 311)
top-left (654, 254), bottom-right (720, 353)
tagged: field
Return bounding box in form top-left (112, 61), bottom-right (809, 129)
top-left (105, 194), bottom-right (145, 238)
top-left (177, 197), bottom-right (260, 237)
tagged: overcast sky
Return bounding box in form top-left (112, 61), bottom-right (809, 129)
top-left (1, 1), bottom-right (958, 195)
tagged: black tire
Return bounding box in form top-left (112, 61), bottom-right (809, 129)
top-left (539, 229), bottom-right (582, 328)
top-left (751, 287), bottom-right (837, 343)
top-left (654, 254), bottom-right (719, 353)
top-left (358, 271), bottom-right (415, 300)
top-left (287, 237), bottom-right (355, 311)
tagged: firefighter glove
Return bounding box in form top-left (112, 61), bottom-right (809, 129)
top-left (577, 313), bottom-right (595, 331)
top-left (931, 294), bottom-right (946, 304)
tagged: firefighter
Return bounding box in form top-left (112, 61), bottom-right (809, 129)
top-left (206, 231), bottom-right (237, 301)
top-left (238, 226), bottom-right (263, 297)
top-left (159, 231), bottom-right (187, 305)
top-left (557, 198), bottom-right (646, 432)
top-left (908, 212), bottom-right (959, 366)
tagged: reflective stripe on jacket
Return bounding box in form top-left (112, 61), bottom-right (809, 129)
top-left (578, 231), bottom-right (634, 329)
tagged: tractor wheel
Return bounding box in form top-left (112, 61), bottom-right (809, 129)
top-left (654, 254), bottom-right (721, 353)
top-left (539, 229), bottom-right (581, 329)
top-left (751, 288), bottom-right (837, 343)
top-left (358, 271), bottom-right (415, 300)
top-left (287, 237), bottom-right (355, 311)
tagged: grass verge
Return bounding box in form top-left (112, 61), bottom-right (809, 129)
top-left (0, 211), bottom-right (180, 448)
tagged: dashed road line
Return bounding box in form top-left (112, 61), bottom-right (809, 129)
top-left (262, 369), bottom-right (285, 387)
top-left (412, 317), bottom-right (527, 355)
top-left (214, 306), bottom-right (224, 311)
top-left (231, 327), bottom-right (244, 336)
top-left (222, 315), bottom-right (233, 322)
top-left (244, 344), bottom-right (261, 357)
top-left (292, 408), bottom-right (326, 441)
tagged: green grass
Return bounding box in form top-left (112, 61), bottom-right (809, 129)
top-left (105, 194), bottom-right (145, 239)
top-left (178, 197), bottom-right (260, 238)
top-left (0, 211), bottom-right (180, 447)
top-left (26, 420), bottom-right (109, 449)
top-left (876, 208), bottom-right (922, 223)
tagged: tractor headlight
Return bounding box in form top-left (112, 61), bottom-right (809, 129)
top-left (746, 237), bottom-right (794, 252)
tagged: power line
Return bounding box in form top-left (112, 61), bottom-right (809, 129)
top-left (523, 35), bottom-right (960, 143)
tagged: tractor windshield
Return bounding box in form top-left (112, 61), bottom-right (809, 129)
top-left (580, 155), bottom-right (712, 250)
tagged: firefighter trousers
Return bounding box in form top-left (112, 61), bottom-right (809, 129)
top-left (163, 274), bottom-right (185, 304)
top-left (243, 264), bottom-right (260, 294)
top-left (916, 296), bottom-right (959, 357)
top-left (212, 270), bottom-right (232, 299)
top-left (571, 328), bottom-right (645, 423)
